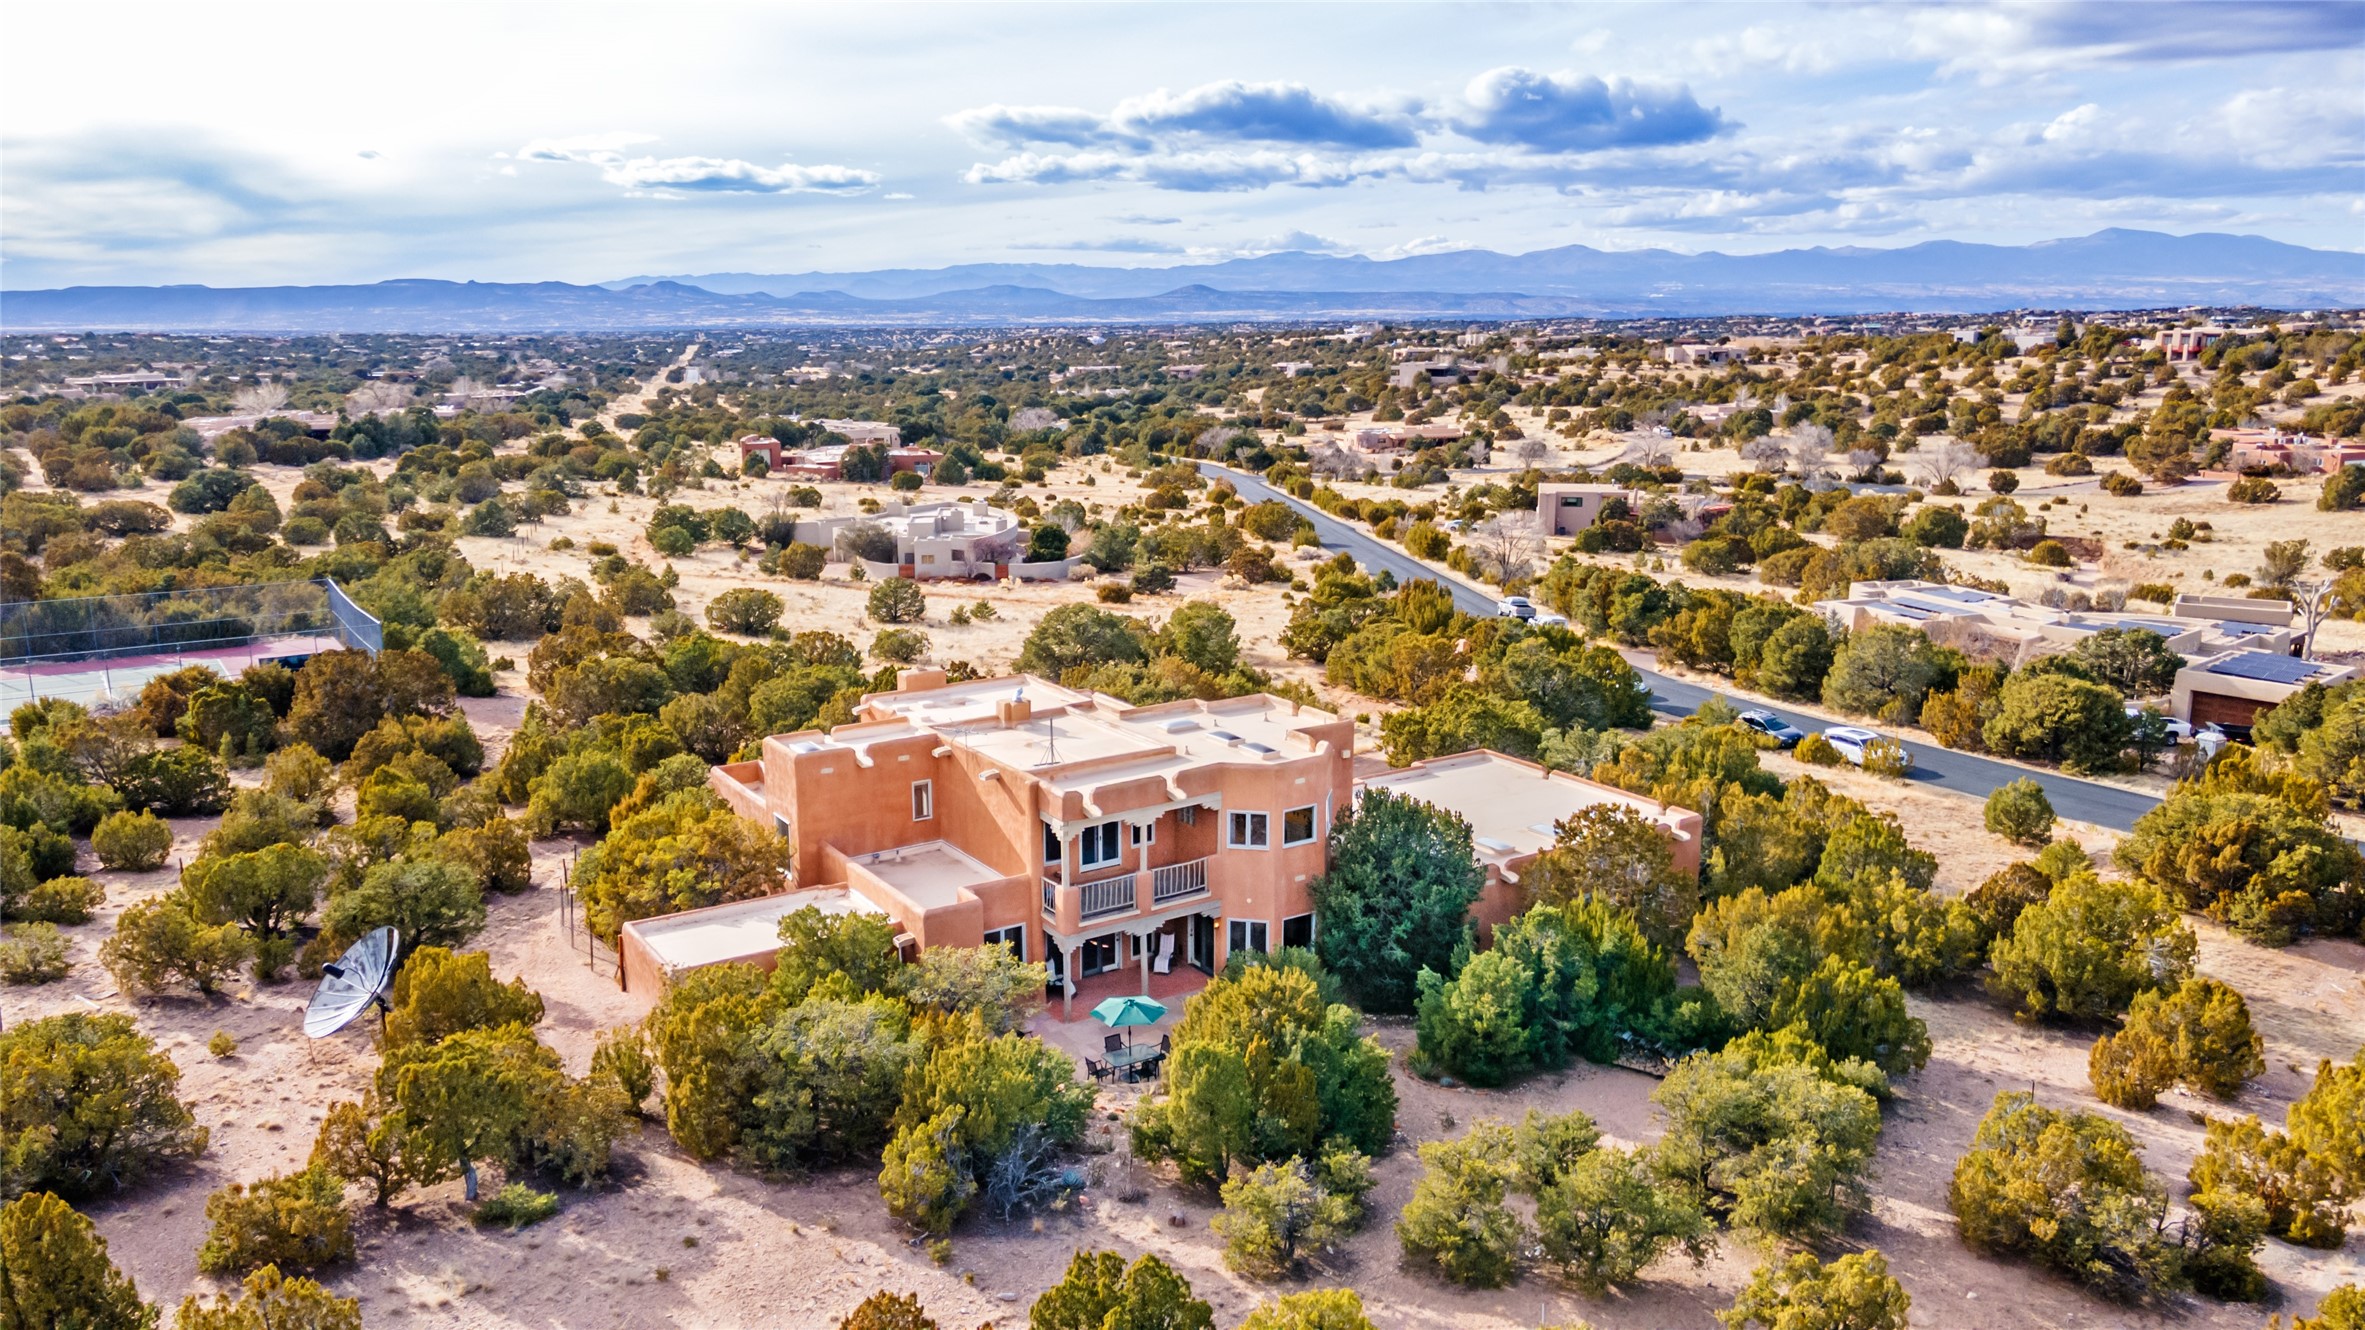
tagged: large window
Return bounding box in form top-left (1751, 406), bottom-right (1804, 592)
top-left (911, 780), bottom-right (934, 821)
top-left (1228, 919), bottom-right (1269, 956)
top-left (983, 924), bottom-right (1025, 958)
top-left (1227, 811), bottom-right (1269, 849)
top-left (1281, 913), bottom-right (1314, 950)
top-left (1078, 820), bottom-right (1123, 869)
top-left (1282, 805), bottom-right (1317, 846)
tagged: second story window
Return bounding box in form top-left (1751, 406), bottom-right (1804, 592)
top-left (1282, 806), bottom-right (1316, 846)
top-left (911, 780), bottom-right (933, 821)
top-left (1078, 820), bottom-right (1123, 869)
top-left (1043, 820), bottom-right (1061, 864)
top-left (1228, 811), bottom-right (1269, 849)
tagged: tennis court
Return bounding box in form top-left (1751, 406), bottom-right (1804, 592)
top-left (0, 635), bottom-right (350, 710)
top-left (0, 579), bottom-right (380, 711)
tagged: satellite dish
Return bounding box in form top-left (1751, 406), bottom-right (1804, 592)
top-left (304, 927), bottom-right (398, 1038)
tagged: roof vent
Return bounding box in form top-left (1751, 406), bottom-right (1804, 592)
top-left (1242, 742), bottom-right (1276, 755)
top-left (1474, 836), bottom-right (1515, 853)
top-left (1209, 729), bottom-right (1243, 743)
top-left (1161, 718), bottom-right (1200, 734)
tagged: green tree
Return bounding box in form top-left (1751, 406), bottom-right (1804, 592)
top-left (2188, 1115), bottom-right (2348, 1248)
top-left (1988, 873), bottom-right (2195, 1022)
top-left (2321, 463), bottom-right (2365, 511)
top-left (1764, 955), bottom-right (1931, 1077)
top-left (1534, 1144), bottom-right (1709, 1293)
top-left (0, 1013), bottom-right (209, 1198)
top-left (1983, 672), bottom-right (2132, 774)
top-left (1394, 1122), bottom-right (1527, 1288)
top-left (320, 858), bottom-right (486, 956)
top-left (174, 1266), bottom-right (361, 1330)
top-left (1026, 523), bottom-right (1073, 563)
top-left (1212, 1157), bottom-right (1359, 1278)
top-left (378, 1023), bottom-right (561, 1201)
top-left (1029, 1250), bottom-right (1213, 1330)
top-left (1309, 788), bottom-right (1484, 1013)
top-left (1949, 1091), bottom-right (2181, 1300)
top-left (1413, 896), bottom-right (1674, 1085)
top-left (1160, 602), bottom-right (1241, 675)
top-left (0, 1190), bottom-right (157, 1330)
top-left (644, 963), bottom-right (775, 1160)
top-left (1524, 804), bottom-right (1696, 950)
top-left (1820, 624), bottom-right (1954, 723)
top-left (1719, 1251), bottom-right (1908, 1330)
top-left (882, 1023), bottom-right (1096, 1231)
top-left (1984, 778), bottom-right (2056, 846)
top-left (381, 947), bottom-right (546, 1050)
top-left (838, 1291), bottom-right (938, 1330)
top-left (2114, 751), bottom-right (2364, 945)
top-left (866, 579), bottom-right (926, 624)
top-left (2087, 978), bottom-right (2263, 1109)
top-left (183, 842), bottom-right (327, 945)
top-left (308, 1093), bottom-right (421, 1209)
top-left (1686, 885), bottom-right (1868, 1030)
top-left (1017, 604), bottom-right (1147, 677)
top-left (2287, 1047), bottom-right (2364, 1200)
top-left (743, 996), bottom-right (917, 1171)
top-left (195, 1167), bottom-right (353, 1276)
top-left (1653, 1030), bottom-right (1885, 1243)
top-left (1236, 1290), bottom-right (1374, 1330)
top-left (770, 905), bottom-right (907, 1003)
top-left (2068, 628), bottom-right (2184, 697)
top-left (706, 588), bottom-right (785, 635)
top-left (1129, 965), bottom-right (1393, 1184)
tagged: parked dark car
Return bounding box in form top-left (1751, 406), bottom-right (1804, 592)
top-left (1737, 708), bottom-right (1806, 747)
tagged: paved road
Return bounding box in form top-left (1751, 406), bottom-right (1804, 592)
top-left (1204, 461), bottom-right (2164, 832)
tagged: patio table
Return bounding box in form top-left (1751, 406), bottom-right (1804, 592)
top-left (1106, 1044), bottom-right (1163, 1080)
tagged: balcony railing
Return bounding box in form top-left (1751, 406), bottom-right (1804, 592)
top-left (1078, 873), bottom-right (1138, 921)
top-left (1151, 856), bottom-right (1210, 904)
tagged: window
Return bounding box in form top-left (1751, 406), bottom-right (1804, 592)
top-left (1281, 913), bottom-right (1314, 950)
top-left (1130, 820), bottom-right (1155, 846)
top-left (1081, 934), bottom-right (1120, 975)
top-left (1228, 811), bottom-right (1269, 849)
top-left (983, 924), bottom-right (1025, 958)
top-left (1078, 820), bottom-right (1123, 869)
top-left (911, 780), bottom-right (933, 821)
top-left (773, 814), bottom-right (792, 840)
top-left (1282, 806), bottom-right (1316, 846)
top-left (1228, 919), bottom-right (1269, 957)
top-left (1043, 821), bottom-right (1062, 864)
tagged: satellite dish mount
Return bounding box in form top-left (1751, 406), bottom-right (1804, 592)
top-left (304, 927), bottom-right (400, 1040)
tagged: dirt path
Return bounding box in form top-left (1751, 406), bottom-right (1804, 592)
top-left (597, 342), bottom-right (700, 436)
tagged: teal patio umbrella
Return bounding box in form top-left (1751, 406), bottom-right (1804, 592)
top-left (1089, 994), bottom-right (1168, 1049)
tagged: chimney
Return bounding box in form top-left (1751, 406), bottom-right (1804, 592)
top-left (896, 668), bottom-right (948, 694)
top-left (997, 697), bottom-right (1034, 726)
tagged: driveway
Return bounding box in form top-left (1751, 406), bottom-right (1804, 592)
top-left (1203, 461), bottom-right (2164, 832)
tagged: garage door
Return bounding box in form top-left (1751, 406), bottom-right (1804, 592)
top-left (2190, 691), bottom-right (2268, 728)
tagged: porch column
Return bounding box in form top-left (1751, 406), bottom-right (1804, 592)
top-left (1063, 943), bottom-right (1080, 1020)
top-left (1138, 929), bottom-right (1151, 991)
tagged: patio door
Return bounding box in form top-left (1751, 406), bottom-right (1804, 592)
top-left (1080, 933), bottom-right (1120, 976)
top-left (1191, 913), bottom-right (1217, 973)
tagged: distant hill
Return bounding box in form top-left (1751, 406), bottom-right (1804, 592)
top-left (6, 230), bottom-right (2359, 332)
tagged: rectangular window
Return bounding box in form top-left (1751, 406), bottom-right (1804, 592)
top-left (1081, 934), bottom-right (1120, 975)
top-left (1130, 820), bottom-right (1155, 846)
top-left (1228, 919), bottom-right (1269, 956)
top-left (911, 780), bottom-right (933, 821)
top-left (983, 925), bottom-right (1025, 958)
top-left (1281, 913), bottom-right (1314, 950)
top-left (773, 814), bottom-right (792, 840)
top-left (1078, 820), bottom-right (1123, 869)
top-left (1176, 805), bottom-right (1199, 826)
top-left (1227, 811), bottom-right (1269, 849)
top-left (1043, 821), bottom-right (1062, 864)
top-left (1281, 805), bottom-right (1316, 846)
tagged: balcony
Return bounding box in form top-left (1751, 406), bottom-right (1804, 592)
top-left (1150, 856), bottom-right (1209, 905)
top-left (1077, 873), bottom-right (1138, 921)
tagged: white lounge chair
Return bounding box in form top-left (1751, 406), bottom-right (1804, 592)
top-left (1152, 931), bottom-right (1176, 975)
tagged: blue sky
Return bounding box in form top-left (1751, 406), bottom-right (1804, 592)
top-left (2, 0), bottom-right (2359, 288)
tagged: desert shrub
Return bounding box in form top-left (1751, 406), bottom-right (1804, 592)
top-left (1534, 1143), bottom-right (1709, 1294)
top-left (1794, 732), bottom-right (1840, 765)
top-left (2102, 471), bottom-right (2144, 496)
top-left (1413, 896), bottom-right (1675, 1086)
top-left (174, 1264), bottom-right (360, 1330)
top-left (1763, 955), bottom-right (1930, 1077)
top-left (2114, 752), bottom-right (2364, 945)
top-left (196, 1167), bottom-right (354, 1275)
top-left (0, 1189), bottom-right (156, 1330)
top-left (2028, 539), bottom-right (2073, 567)
top-left (9, 874), bottom-right (104, 925)
top-left (1987, 873), bottom-right (2195, 1022)
top-left (870, 628), bottom-right (929, 664)
top-left (1720, 1251), bottom-right (1908, 1330)
top-left (705, 588), bottom-right (784, 636)
top-left (474, 1182), bottom-right (560, 1229)
top-left (2287, 1047), bottom-right (2364, 1201)
top-left (92, 809), bottom-right (176, 870)
top-left (2228, 476), bottom-right (2280, 504)
top-left (1029, 1251), bottom-right (1213, 1330)
top-left (877, 1025), bottom-right (1094, 1234)
top-left (1212, 1157), bottom-right (1360, 1278)
top-left (0, 923), bottom-right (71, 984)
top-left (592, 1026), bottom-right (656, 1114)
top-left (1949, 1091), bottom-right (2181, 1300)
top-left (1965, 862), bottom-right (2052, 939)
top-left (0, 1012), bottom-right (209, 1197)
top-left (307, 1094), bottom-right (416, 1209)
top-left (102, 894), bottom-right (253, 996)
top-left (1394, 1122), bottom-right (1526, 1287)
top-left (1984, 779), bottom-right (2056, 845)
top-left (382, 946), bottom-right (545, 1050)
top-left (1237, 1290), bottom-right (1375, 1330)
top-left (1654, 1029), bottom-right (1884, 1243)
top-left (2087, 978), bottom-right (2263, 1109)
top-left (1310, 788), bottom-right (1485, 1013)
top-left (866, 578), bottom-right (926, 624)
top-left (2189, 1115), bottom-right (2348, 1248)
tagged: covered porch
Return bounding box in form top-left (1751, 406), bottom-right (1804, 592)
top-left (1043, 903), bottom-right (1220, 1020)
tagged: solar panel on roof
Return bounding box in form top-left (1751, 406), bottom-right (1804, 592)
top-left (2206, 653), bottom-right (2322, 684)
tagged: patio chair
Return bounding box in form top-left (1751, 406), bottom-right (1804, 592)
top-left (1085, 1058), bottom-right (1109, 1082)
top-left (1159, 1033), bottom-right (1171, 1053)
top-left (1152, 932), bottom-right (1176, 975)
top-left (1103, 1032), bottom-right (1126, 1054)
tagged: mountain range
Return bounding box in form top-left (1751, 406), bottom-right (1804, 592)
top-left (6, 230), bottom-right (2358, 332)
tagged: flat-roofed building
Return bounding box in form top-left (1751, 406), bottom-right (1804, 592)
top-left (2170, 650), bottom-right (2358, 731)
top-left (1817, 580), bottom-right (2300, 667)
top-left (1355, 751), bottom-right (1700, 941)
top-left (1534, 483), bottom-right (1637, 537)
top-left (617, 886), bottom-right (886, 995)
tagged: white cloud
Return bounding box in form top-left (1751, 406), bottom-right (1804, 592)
top-left (515, 135), bottom-right (880, 195)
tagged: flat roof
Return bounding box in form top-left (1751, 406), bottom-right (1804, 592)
top-left (1356, 750), bottom-right (1692, 866)
top-left (849, 840), bottom-right (1001, 909)
top-left (623, 887), bottom-right (882, 970)
top-left (2201, 651), bottom-right (2339, 685)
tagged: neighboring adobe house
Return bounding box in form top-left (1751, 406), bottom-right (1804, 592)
top-left (1533, 483), bottom-right (1638, 536)
top-left (2170, 650), bottom-right (2358, 731)
top-left (735, 432), bottom-right (941, 480)
top-left (1816, 580), bottom-right (2302, 669)
top-left (671, 670), bottom-right (1702, 1014)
